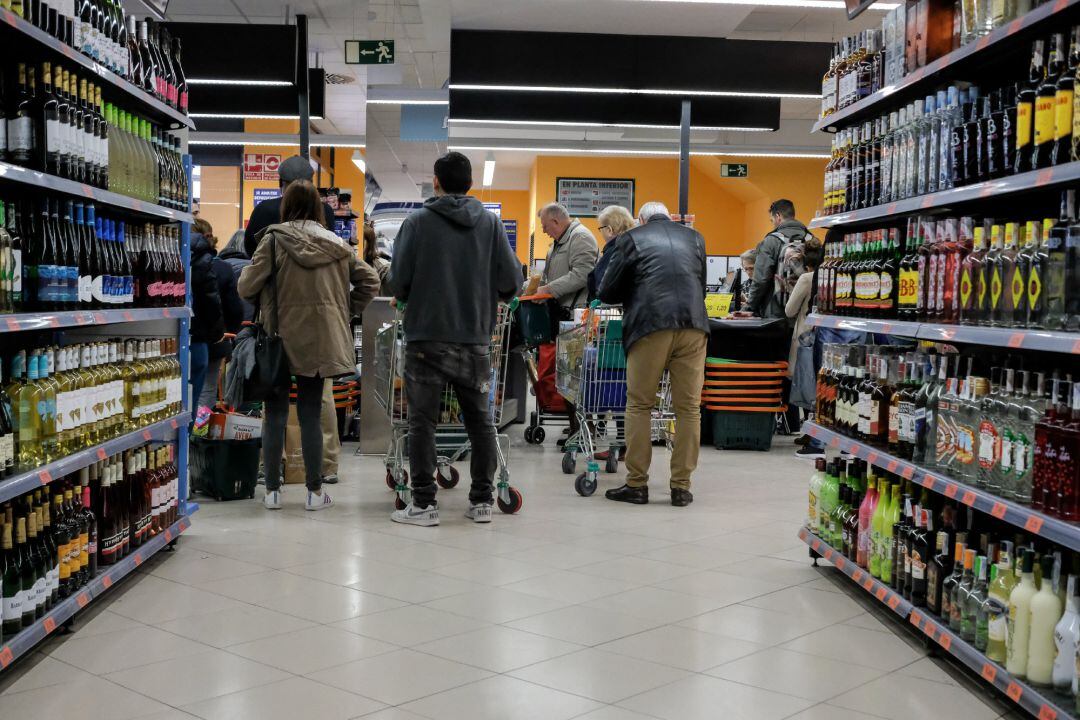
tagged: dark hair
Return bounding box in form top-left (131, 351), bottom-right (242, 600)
top-left (280, 180), bottom-right (325, 226)
top-left (803, 236), bottom-right (824, 270)
top-left (363, 223), bottom-right (378, 265)
top-left (434, 152), bottom-right (472, 195)
top-left (192, 217), bottom-right (216, 247)
top-left (769, 199), bottom-right (796, 220)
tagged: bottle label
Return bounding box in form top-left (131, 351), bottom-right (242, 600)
top-left (990, 267), bottom-right (1003, 311)
top-left (959, 266), bottom-right (973, 310)
top-left (1055, 90), bottom-right (1074, 141)
top-left (1035, 96), bottom-right (1056, 145)
top-left (978, 420), bottom-right (1000, 469)
top-left (955, 423), bottom-right (976, 466)
top-left (870, 399), bottom-right (881, 436)
top-left (2, 594), bottom-right (21, 622)
top-left (46, 118), bottom-right (62, 156)
top-left (1016, 101), bottom-right (1033, 150)
top-left (0, 433), bottom-right (12, 468)
top-left (879, 272), bottom-right (893, 305)
top-left (1028, 268), bottom-right (1043, 309)
top-left (1009, 267), bottom-right (1025, 310)
top-left (8, 117), bottom-right (33, 153)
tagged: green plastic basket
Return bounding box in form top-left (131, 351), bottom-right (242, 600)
top-left (710, 410), bottom-right (775, 451)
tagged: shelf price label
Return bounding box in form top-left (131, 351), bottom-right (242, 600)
top-left (0, 646), bottom-right (12, 668)
top-left (134, 552), bottom-right (143, 566)
top-left (867, 452), bottom-right (879, 464)
top-left (96, 448), bottom-right (107, 461)
top-left (981, 663), bottom-right (997, 683)
top-left (1007, 333), bottom-right (1024, 348)
top-left (991, 502), bottom-right (1008, 519)
top-left (836, 556), bottom-right (847, 570)
top-left (38, 469), bottom-right (52, 485)
top-left (102, 575), bottom-right (113, 589)
top-left (43, 616), bottom-right (56, 634)
top-left (1038, 705), bottom-right (1058, 720)
top-left (887, 595), bottom-right (901, 610)
top-left (1006, 682), bottom-right (1023, 702)
top-left (170, 419), bottom-right (179, 430)
top-left (910, 612), bottom-right (923, 629)
top-left (939, 633), bottom-right (952, 650)
top-left (165, 529), bottom-right (173, 542)
top-left (961, 491), bottom-right (976, 507)
top-left (862, 578), bottom-right (874, 592)
top-left (1025, 515), bottom-right (1045, 534)
top-left (142, 430), bottom-right (152, 441)
top-left (887, 460), bottom-right (899, 473)
top-left (944, 483), bottom-right (959, 499)
top-left (76, 593), bottom-right (89, 608)
top-left (875, 587), bottom-right (888, 602)
top-left (851, 567), bottom-right (862, 581)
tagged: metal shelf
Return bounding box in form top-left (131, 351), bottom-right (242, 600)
top-left (798, 528), bottom-right (912, 618)
top-left (805, 421), bottom-right (1080, 553)
top-left (0, 512), bottom-right (194, 671)
top-left (0, 306), bottom-right (191, 334)
top-left (0, 413), bottom-right (191, 505)
top-left (0, 8), bottom-right (194, 130)
top-left (798, 528), bottom-right (1075, 720)
top-left (0, 162), bottom-right (194, 222)
top-left (806, 314), bottom-right (1080, 354)
top-left (812, 0), bottom-right (1080, 134)
top-left (809, 161), bottom-right (1080, 230)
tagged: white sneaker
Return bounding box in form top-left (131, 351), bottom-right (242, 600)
top-left (391, 502), bottom-right (440, 526)
top-left (465, 502), bottom-right (493, 523)
top-left (263, 489), bottom-right (282, 510)
top-left (305, 490), bottom-right (333, 511)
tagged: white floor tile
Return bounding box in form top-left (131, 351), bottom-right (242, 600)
top-left (46, 625), bottom-right (208, 675)
top-left (502, 570), bottom-right (641, 604)
top-left (597, 625), bottom-right (765, 672)
top-left (706, 646), bottom-right (884, 701)
top-left (507, 604), bottom-right (665, 646)
top-left (829, 673), bottom-right (1003, 720)
top-left (679, 603), bottom-right (835, 645)
top-left (227, 625), bottom-right (399, 675)
top-left (617, 674), bottom-right (815, 720)
top-left (155, 605), bottom-right (316, 648)
top-left (781, 625), bottom-right (926, 672)
top-left (422, 587), bottom-right (572, 624)
top-left (509, 648), bottom-right (689, 703)
top-left (332, 604), bottom-right (489, 647)
top-left (307, 648), bottom-right (491, 705)
top-left (400, 675), bottom-right (603, 720)
top-left (415, 625), bottom-right (583, 672)
top-left (0, 673), bottom-right (171, 720)
top-left (582, 585), bottom-right (725, 624)
top-left (104, 649), bottom-right (290, 706)
top-left (180, 675), bottom-right (385, 720)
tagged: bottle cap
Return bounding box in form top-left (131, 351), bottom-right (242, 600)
top-left (1022, 549), bottom-right (1035, 574)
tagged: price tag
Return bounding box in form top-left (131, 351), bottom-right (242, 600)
top-left (1039, 705), bottom-right (1058, 720)
top-left (102, 575), bottom-right (113, 589)
top-left (910, 612), bottom-right (922, 628)
top-left (887, 595), bottom-right (901, 610)
top-left (1006, 682), bottom-right (1023, 702)
top-left (43, 616), bottom-right (56, 634)
top-left (5, 318), bottom-right (19, 332)
top-left (143, 430), bottom-right (152, 441)
top-left (170, 419), bottom-right (179, 430)
top-left (961, 491), bottom-right (976, 506)
top-left (887, 460), bottom-right (899, 473)
top-left (836, 556), bottom-right (847, 570)
top-left (862, 578), bottom-right (873, 591)
top-left (0, 646), bottom-right (12, 668)
top-left (981, 663), bottom-right (997, 683)
top-left (165, 529), bottom-right (172, 542)
top-left (1055, 0), bottom-right (1069, 10)
top-left (830, 437), bottom-right (840, 448)
top-left (93, 312), bottom-right (105, 324)
top-left (944, 483), bottom-right (959, 499)
top-left (76, 593), bottom-right (89, 608)
top-left (1007, 17), bottom-right (1023, 35)
top-left (851, 568), bottom-right (862, 581)
top-left (48, 316), bottom-right (60, 328)
top-left (920, 195), bottom-right (934, 209)
top-left (1073, 338), bottom-right (1080, 354)
top-left (1007, 333), bottom-right (1024, 348)
top-left (901, 466), bottom-right (914, 480)
top-left (134, 552), bottom-right (143, 566)
top-left (940, 328), bottom-right (956, 340)
top-left (1025, 515), bottom-right (1045, 534)
top-left (939, 633), bottom-right (952, 650)
top-left (825, 549), bottom-right (835, 561)
top-left (1036, 169), bottom-right (1054, 186)
top-left (96, 448), bottom-right (106, 461)
top-left (923, 474), bottom-right (937, 491)
top-left (880, 324), bottom-right (893, 334)
top-left (163, 307), bottom-right (173, 318)
top-left (705, 293), bottom-right (733, 319)
top-left (875, 587), bottom-right (888, 601)
top-left (75, 313), bottom-right (89, 326)
top-left (991, 502), bottom-right (1007, 519)
top-left (38, 469), bottom-right (52, 485)
top-left (811, 539), bottom-right (821, 552)
top-left (976, 35), bottom-right (992, 50)
top-left (867, 452), bottom-right (879, 464)
top-left (887, 203), bottom-right (898, 214)
top-left (2, 9), bottom-right (16, 28)
top-left (123, 311), bottom-right (134, 322)
top-left (923, 622), bottom-right (936, 639)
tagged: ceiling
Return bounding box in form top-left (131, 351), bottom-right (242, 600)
top-left (145, 0), bottom-right (883, 201)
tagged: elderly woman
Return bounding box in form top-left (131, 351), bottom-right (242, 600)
top-left (738, 248), bottom-right (757, 306)
top-left (587, 205), bottom-right (636, 302)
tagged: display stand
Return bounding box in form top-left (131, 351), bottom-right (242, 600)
top-left (0, 13), bottom-right (197, 672)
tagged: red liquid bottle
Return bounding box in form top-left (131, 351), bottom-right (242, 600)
top-left (942, 217), bottom-right (973, 324)
top-left (1054, 383), bottom-right (1080, 521)
top-left (1034, 379), bottom-right (1070, 512)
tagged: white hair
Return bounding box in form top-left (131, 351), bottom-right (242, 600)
top-left (638, 202), bottom-right (671, 222)
top-left (539, 203), bottom-right (570, 220)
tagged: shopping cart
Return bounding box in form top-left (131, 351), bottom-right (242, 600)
top-left (556, 303), bottom-right (672, 497)
top-left (372, 304), bottom-right (523, 514)
top-left (511, 294), bottom-right (572, 445)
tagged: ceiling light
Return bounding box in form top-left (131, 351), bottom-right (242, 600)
top-left (189, 114), bottom-right (324, 120)
top-left (449, 84), bottom-right (820, 100)
top-left (629, 0), bottom-right (897, 8)
top-left (186, 79), bottom-right (293, 86)
top-left (482, 155), bottom-right (496, 187)
top-left (450, 144), bottom-right (829, 159)
top-left (448, 118), bottom-right (773, 132)
top-left (352, 150), bottom-right (366, 174)
top-left (366, 99), bottom-right (450, 105)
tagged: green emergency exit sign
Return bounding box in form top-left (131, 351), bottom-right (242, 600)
top-left (721, 163), bottom-right (748, 178)
top-left (345, 40), bottom-right (395, 64)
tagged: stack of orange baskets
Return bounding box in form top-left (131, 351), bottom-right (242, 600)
top-left (701, 357), bottom-right (787, 450)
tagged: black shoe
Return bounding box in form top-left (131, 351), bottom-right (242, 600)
top-left (671, 489), bottom-right (694, 507)
top-left (794, 434), bottom-right (812, 447)
top-left (794, 446), bottom-right (825, 460)
top-left (605, 484), bottom-right (649, 504)
top-left (321, 474), bottom-right (339, 484)
top-left (556, 436), bottom-right (567, 448)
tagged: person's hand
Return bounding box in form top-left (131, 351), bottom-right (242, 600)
top-left (730, 310), bottom-right (755, 318)
top-left (533, 285), bottom-right (552, 301)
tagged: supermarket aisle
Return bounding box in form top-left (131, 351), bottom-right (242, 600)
top-left (0, 437), bottom-right (1020, 720)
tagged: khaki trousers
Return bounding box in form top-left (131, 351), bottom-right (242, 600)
top-left (624, 329), bottom-right (707, 490)
top-left (321, 380), bottom-right (340, 476)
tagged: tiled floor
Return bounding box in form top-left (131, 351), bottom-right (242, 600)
top-left (0, 433), bottom-right (1025, 719)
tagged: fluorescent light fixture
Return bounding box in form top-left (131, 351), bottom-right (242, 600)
top-left (450, 84), bottom-right (821, 100)
top-left (629, 0), bottom-right (897, 8)
top-left (448, 118), bottom-right (773, 132)
top-left (482, 155), bottom-right (496, 187)
top-left (450, 144), bottom-right (829, 159)
top-left (186, 79), bottom-right (293, 86)
top-left (189, 114), bottom-right (324, 120)
top-left (188, 140), bottom-right (367, 148)
top-left (352, 150), bottom-right (366, 174)
top-left (367, 99), bottom-right (450, 105)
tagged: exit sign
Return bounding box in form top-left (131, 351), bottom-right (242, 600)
top-left (721, 163), bottom-right (748, 178)
top-left (345, 40), bottom-right (395, 64)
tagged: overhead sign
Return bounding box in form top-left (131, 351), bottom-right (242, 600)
top-left (483, 202), bottom-right (502, 218)
top-left (555, 178), bottom-right (635, 218)
top-left (721, 163), bottom-right (749, 178)
top-left (252, 188), bottom-right (280, 205)
top-left (503, 220), bottom-right (518, 252)
top-left (345, 39), bottom-right (395, 65)
top-left (243, 153), bottom-right (282, 181)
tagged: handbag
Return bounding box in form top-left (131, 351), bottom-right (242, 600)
top-left (242, 238), bottom-right (291, 400)
top-left (790, 327), bottom-right (817, 411)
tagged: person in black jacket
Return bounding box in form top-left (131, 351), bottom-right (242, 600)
top-left (192, 219), bottom-right (244, 409)
top-left (190, 219), bottom-right (226, 411)
top-left (243, 156), bottom-right (337, 258)
top-left (598, 202), bottom-right (709, 508)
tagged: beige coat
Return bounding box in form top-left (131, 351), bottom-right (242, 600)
top-left (785, 271), bottom-right (814, 377)
top-left (542, 220), bottom-right (599, 309)
top-left (239, 220), bottom-right (380, 378)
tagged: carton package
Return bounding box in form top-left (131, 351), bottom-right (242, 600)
top-left (207, 411), bottom-right (263, 441)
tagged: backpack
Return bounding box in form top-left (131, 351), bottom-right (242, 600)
top-left (770, 228), bottom-right (814, 308)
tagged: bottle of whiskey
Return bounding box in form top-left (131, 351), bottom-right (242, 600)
top-left (1016, 40), bottom-right (1046, 174)
top-left (1034, 34), bottom-right (1065, 170)
top-left (1052, 26), bottom-right (1080, 166)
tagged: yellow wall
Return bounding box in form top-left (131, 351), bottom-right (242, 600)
top-left (196, 165), bottom-right (242, 241)
top-left (468, 188), bottom-right (531, 263)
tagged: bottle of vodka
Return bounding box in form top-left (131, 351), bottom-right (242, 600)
top-left (939, 86), bottom-right (962, 192)
top-left (918, 95), bottom-right (936, 196)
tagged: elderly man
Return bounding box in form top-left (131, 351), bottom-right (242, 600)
top-left (536, 203), bottom-right (599, 446)
top-left (598, 202), bottom-right (708, 507)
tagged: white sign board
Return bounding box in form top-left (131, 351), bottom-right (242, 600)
top-left (555, 178), bottom-right (635, 218)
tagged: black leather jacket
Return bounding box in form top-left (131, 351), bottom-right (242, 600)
top-left (597, 215), bottom-right (709, 351)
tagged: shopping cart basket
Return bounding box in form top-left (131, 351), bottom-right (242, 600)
top-left (556, 303), bottom-right (672, 497)
top-left (511, 294), bottom-right (572, 445)
top-left (372, 304), bottom-right (523, 513)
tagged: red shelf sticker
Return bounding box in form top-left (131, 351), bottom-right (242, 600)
top-left (837, 556), bottom-right (848, 570)
top-left (142, 430), bottom-right (152, 441)
top-left (0, 646), bottom-right (12, 668)
top-left (43, 616), bottom-right (56, 634)
top-left (38, 469), bottom-right (51, 485)
top-left (1025, 516), bottom-right (1045, 534)
top-left (851, 567), bottom-right (861, 581)
top-left (1039, 705), bottom-right (1058, 720)
top-left (134, 553), bottom-right (143, 566)
top-left (923, 622), bottom-right (936, 639)
top-left (944, 484), bottom-right (959, 499)
top-left (96, 448), bottom-right (106, 461)
top-left (102, 575), bottom-right (113, 589)
top-left (875, 587), bottom-right (888, 601)
top-left (921, 195), bottom-right (934, 209)
top-left (940, 328), bottom-right (957, 340)
top-left (170, 419), bottom-right (178, 430)
top-left (1073, 338), bottom-right (1080, 354)
top-left (76, 593), bottom-right (89, 608)
top-left (1036, 168), bottom-right (1054, 186)
top-left (123, 311), bottom-right (134, 322)
top-left (923, 474), bottom-right (937, 491)
top-left (165, 529), bottom-right (172, 542)
top-left (981, 663), bottom-right (997, 682)
top-left (48, 317), bottom-right (60, 328)
top-left (811, 539), bottom-right (821, 552)
top-left (862, 578), bottom-right (874, 591)
top-left (887, 595), bottom-right (901, 610)
top-left (1055, 0), bottom-right (1069, 9)
top-left (830, 437), bottom-right (840, 448)
top-left (867, 452), bottom-right (879, 464)
top-left (887, 460), bottom-right (899, 473)
top-left (961, 491), bottom-right (976, 506)
top-left (1006, 682), bottom-right (1023, 702)
top-left (75, 313), bottom-right (89, 325)
top-left (902, 466), bottom-right (914, 480)
top-left (939, 633), bottom-right (952, 650)
top-left (880, 324), bottom-right (893, 334)
top-left (910, 612), bottom-right (922, 628)
top-left (1007, 333), bottom-right (1024, 348)
top-left (991, 502), bottom-right (1008, 519)
top-left (5, 318), bottom-right (19, 331)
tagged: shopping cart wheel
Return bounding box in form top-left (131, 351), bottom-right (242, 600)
top-left (524, 426), bottom-right (535, 443)
top-left (605, 455), bottom-right (619, 474)
top-left (385, 470), bottom-right (396, 490)
top-left (497, 487), bottom-right (524, 514)
top-left (436, 466), bottom-right (460, 489)
top-left (394, 495), bottom-right (408, 511)
top-left (574, 472), bottom-right (597, 497)
top-left (533, 426), bottom-right (545, 443)
top-left (561, 452), bottom-right (576, 475)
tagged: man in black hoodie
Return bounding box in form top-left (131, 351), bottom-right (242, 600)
top-left (388, 152), bottom-right (522, 527)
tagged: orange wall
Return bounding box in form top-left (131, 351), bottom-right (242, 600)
top-left (469, 188), bottom-right (531, 263)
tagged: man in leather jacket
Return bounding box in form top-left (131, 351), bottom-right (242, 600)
top-left (598, 202), bottom-right (709, 507)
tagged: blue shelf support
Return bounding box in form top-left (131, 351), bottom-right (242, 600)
top-left (178, 154), bottom-right (193, 516)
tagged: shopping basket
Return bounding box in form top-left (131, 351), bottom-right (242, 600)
top-left (701, 358), bottom-right (787, 451)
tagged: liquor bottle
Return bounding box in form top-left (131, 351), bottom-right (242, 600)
top-left (1025, 217), bottom-right (1050, 329)
top-left (961, 89), bottom-right (981, 185)
top-left (7, 64), bottom-right (34, 169)
top-left (172, 35), bottom-right (188, 115)
top-left (943, 217), bottom-right (971, 324)
top-left (918, 219), bottom-right (936, 320)
top-left (1033, 379), bottom-right (1068, 512)
top-left (927, 513), bottom-right (953, 616)
top-left (1052, 573), bottom-right (1080, 694)
top-left (969, 555), bottom-right (991, 650)
top-left (911, 508), bottom-right (933, 607)
top-left (959, 224), bottom-right (986, 324)
top-left (13, 515), bottom-right (32, 629)
top-left (892, 493), bottom-right (911, 590)
top-left (954, 547), bottom-right (977, 633)
top-left (1057, 384), bottom-right (1080, 522)
top-left (1009, 549), bottom-right (1039, 678)
top-left (1017, 41), bottom-right (1045, 174)
top-left (1034, 34), bottom-right (1066, 170)
top-left (1054, 27), bottom-right (1080, 166)
top-left (857, 474), bottom-right (878, 568)
top-left (1011, 221), bottom-right (1037, 327)
top-left (998, 222), bottom-right (1021, 327)
top-left (986, 543), bottom-right (1016, 662)
top-left (1045, 190), bottom-right (1073, 330)
top-left (0, 362), bottom-right (14, 478)
top-left (1029, 554), bottom-right (1063, 686)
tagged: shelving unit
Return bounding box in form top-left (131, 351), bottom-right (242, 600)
top-left (798, 529), bottom-right (1074, 720)
top-left (0, 9), bottom-right (195, 672)
top-left (806, 314), bottom-right (1080, 355)
top-left (0, 514), bottom-right (194, 670)
top-left (0, 8), bottom-right (195, 131)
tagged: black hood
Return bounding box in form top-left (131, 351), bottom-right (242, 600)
top-left (218, 246), bottom-right (248, 261)
top-left (423, 194), bottom-right (485, 228)
top-left (191, 233), bottom-right (216, 258)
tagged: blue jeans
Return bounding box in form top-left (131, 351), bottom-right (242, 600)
top-left (189, 343), bottom-right (209, 410)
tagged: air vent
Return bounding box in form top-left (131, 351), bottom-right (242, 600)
top-left (325, 72), bottom-right (355, 85)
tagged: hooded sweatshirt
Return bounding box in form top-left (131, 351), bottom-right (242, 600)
top-left (389, 195), bottom-right (522, 344)
top-left (238, 220), bottom-right (380, 378)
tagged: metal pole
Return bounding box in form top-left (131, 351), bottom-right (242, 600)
top-left (296, 13), bottom-right (310, 158)
top-left (678, 99), bottom-right (690, 220)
